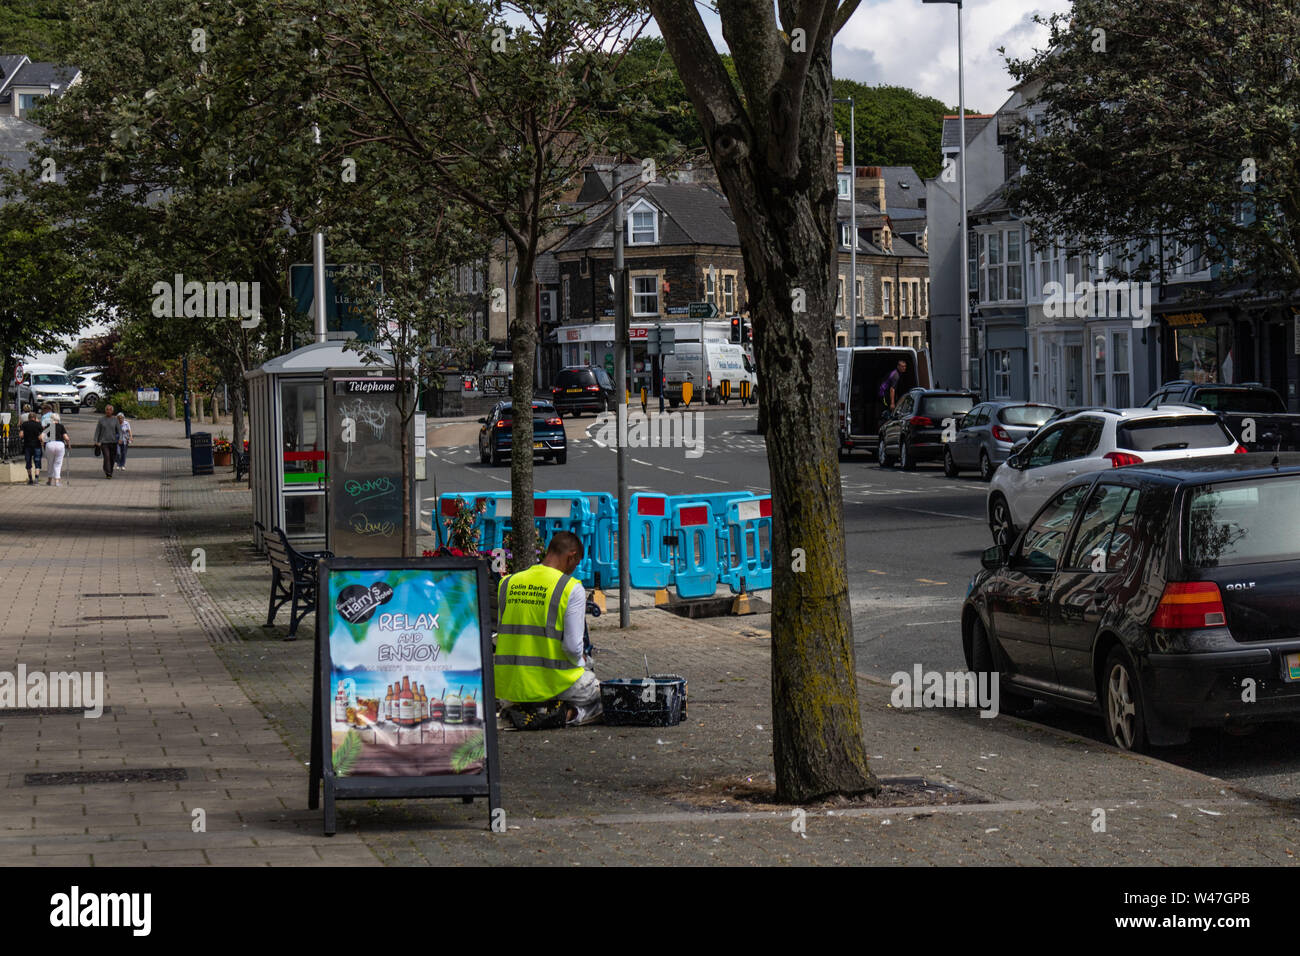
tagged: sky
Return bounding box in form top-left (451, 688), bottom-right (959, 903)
top-left (34, 0), bottom-right (1072, 369)
top-left (693, 0), bottom-right (1073, 115)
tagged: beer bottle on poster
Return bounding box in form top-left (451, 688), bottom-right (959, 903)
top-left (417, 683), bottom-right (428, 723)
top-left (399, 675), bottom-right (415, 726)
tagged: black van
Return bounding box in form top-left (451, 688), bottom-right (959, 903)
top-left (836, 347), bottom-right (931, 459)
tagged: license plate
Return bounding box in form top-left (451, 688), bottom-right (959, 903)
top-left (1284, 653), bottom-right (1300, 682)
top-left (566, 388), bottom-right (582, 393)
top-left (533, 442), bottom-right (543, 449)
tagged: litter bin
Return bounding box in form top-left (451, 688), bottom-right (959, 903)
top-left (190, 431), bottom-right (214, 475)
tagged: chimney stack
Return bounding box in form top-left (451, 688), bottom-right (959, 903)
top-left (857, 165), bottom-right (886, 213)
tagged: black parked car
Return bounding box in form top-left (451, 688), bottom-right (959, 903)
top-left (550, 366), bottom-right (616, 417)
top-left (877, 388), bottom-right (979, 471)
top-left (478, 400), bottom-right (566, 466)
top-left (962, 453), bottom-right (1300, 751)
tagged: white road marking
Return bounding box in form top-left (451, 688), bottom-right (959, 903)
top-left (696, 475), bottom-right (727, 484)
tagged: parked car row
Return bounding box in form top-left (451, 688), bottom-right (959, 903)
top-left (839, 365), bottom-right (1300, 753)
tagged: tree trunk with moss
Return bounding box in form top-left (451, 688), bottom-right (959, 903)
top-left (652, 0), bottom-right (877, 802)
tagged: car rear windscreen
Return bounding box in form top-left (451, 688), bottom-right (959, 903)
top-left (920, 396), bottom-right (974, 420)
top-left (999, 404), bottom-right (1058, 427)
top-left (555, 369), bottom-right (594, 387)
top-left (1117, 416), bottom-right (1232, 451)
top-left (1185, 476), bottom-right (1300, 567)
top-left (1193, 389), bottom-right (1284, 413)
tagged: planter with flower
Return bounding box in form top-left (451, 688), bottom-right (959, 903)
top-left (212, 435), bottom-right (233, 467)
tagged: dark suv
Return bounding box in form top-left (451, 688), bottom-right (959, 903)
top-left (877, 388), bottom-right (979, 471)
top-left (963, 453), bottom-right (1300, 751)
top-left (478, 400), bottom-right (566, 466)
top-left (550, 366), bottom-right (616, 417)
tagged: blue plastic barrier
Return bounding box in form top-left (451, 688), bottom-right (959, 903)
top-left (721, 496), bottom-right (773, 592)
top-left (588, 493), bottom-right (620, 587)
top-left (628, 493), bottom-right (673, 588)
top-left (671, 499), bottom-right (718, 598)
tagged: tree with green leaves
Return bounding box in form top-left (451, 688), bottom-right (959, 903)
top-left (832, 81), bottom-right (959, 181)
top-left (317, 0), bottom-right (652, 570)
top-left (0, 200), bottom-right (93, 416)
top-left (1005, 0), bottom-right (1300, 287)
top-left (651, 0), bottom-right (879, 801)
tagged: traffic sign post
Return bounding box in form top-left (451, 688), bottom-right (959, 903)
top-left (688, 302), bottom-right (718, 319)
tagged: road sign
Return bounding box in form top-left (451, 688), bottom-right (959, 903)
top-left (290, 263), bottom-right (383, 340)
top-left (688, 302), bottom-right (718, 319)
top-left (645, 326), bottom-right (676, 355)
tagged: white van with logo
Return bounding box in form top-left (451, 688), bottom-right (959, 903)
top-left (663, 341), bottom-right (757, 406)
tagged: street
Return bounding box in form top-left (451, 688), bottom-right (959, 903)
top-left (431, 405), bottom-right (1300, 806)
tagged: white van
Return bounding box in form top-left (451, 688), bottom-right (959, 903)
top-left (836, 346), bottom-right (931, 458)
top-left (663, 341), bottom-right (758, 406)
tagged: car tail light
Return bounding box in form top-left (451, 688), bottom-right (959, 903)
top-left (1105, 451), bottom-right (1143, 467)
top-left (545, 417), bottom-right (562, 426)
top-left (708, 373), bottom-right (713, 387)
top-left (586, 385), bottom-right (600, 391)
top-left (1150, 581), bottom-right (1227, 629)
top-left (1234, 445), bottom-right (1248, 454)
top-left (908, 415), bottom-right (933, 427)
top-left (551, 386), bottom-right (561, 393)
top-left (496, 419), bottom-right (510, 429)
top-left (992, 424), bottom-right (1012, 442)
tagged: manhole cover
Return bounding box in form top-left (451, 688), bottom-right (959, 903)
top-left (25, 768), bottom-right (187, 786)
top-left (1, 707), bottom-right (112, 717)
top-left (80, 615), bottom-right (168, 621)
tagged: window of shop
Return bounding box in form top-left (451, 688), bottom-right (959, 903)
top-left (1111, 331), bottom-right (1131, 406)
top-left (993, 350), bottom-right (1012, 399)
top-left (1175, 324), bottom-right (1230, 384)
top-left (1093, 333), bottom-right (1107, 404)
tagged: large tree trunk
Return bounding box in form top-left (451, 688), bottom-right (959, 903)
top-left (652, 0), bottom-right (878, 803)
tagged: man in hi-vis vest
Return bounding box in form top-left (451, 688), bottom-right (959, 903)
top-left (495, 531), bottom-right (603, 728)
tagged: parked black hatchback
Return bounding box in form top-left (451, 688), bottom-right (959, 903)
top-left (962, 453), bottom-right (1300, 751)
top-left (877, 388), bottom-right (979, 471)
top-left (550, 366), bottom-right (616, 417)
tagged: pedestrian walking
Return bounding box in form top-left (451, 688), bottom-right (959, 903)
top-left (37, 404), bottom-right (54, 480)
top-left (93, 404), bottom-right (120, 479)
top-left (19, 412), bottom-right (42, 485)
top-left (44, 413), bottom-right (69, 487)
top-left (116, 412), bottom-right (132, 470)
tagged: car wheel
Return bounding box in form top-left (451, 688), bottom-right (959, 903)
top-left (900, 439), bottom-right (916, 472)
top-left (706, 390), bottom-right (720, 406)
top-left (969, 617), bottom-right (1034, 715)
top-left (83, 393), bottom-right (99, 407)
top-left (480, 443), bottom-right (489, 465)
top-left (1103, 647), bottom-right (1149, 752)
top-left (570, 408), bottom-right (581, 418)
top-left (979, 450), bottom-right (995, 482)
top-left (838, 445), bottom-right (849, 462)
top-left (943, 447), bottom-right (958, 478)
top-left (599, 395), bottom-right (609, 413)
top-left (490, 446), bottom-right (502, 467)
top-left (989, 493), bottom-right (1015, 547)
top-left (555, 450), bottom-right (567, 465)
top-left (877, 439), bottom-right (893, 468)
top-left (71, 406), bottom-right (80, 415)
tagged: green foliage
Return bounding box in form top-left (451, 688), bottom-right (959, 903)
top-left (450, 731), bottom-right (485, 773)
top-left (1005, 0), bottom-right (1300, 287)
top-left (106, 390), bottom-right (168, 419)
top-left (0, 0), bottom-right (75, 61)
top-left (332, 729), bottom-right (363, 777)
top-left (831, 81), bottom-right (960, 181)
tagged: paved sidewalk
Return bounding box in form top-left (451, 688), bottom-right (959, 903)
top-left (157, 464), bottom-right (1300, 864)
top-left (0, 458), bottom-right (377, 865)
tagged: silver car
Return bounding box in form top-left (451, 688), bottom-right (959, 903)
top-left (943, 401), bottom-right (1060, 481)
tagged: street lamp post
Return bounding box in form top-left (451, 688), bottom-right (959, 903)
top-left (833, 97), bottom-right (856, 346)
top-left (924, 0), bottom-right (970, 389)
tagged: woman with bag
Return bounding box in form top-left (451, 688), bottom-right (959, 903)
top-left (44, 413), bottom-right (69, 487)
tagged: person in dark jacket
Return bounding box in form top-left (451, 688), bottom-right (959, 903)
top-left (19, 413), bottom-right (42, 485)
top-left (92, 405), bottom-right (120, 478)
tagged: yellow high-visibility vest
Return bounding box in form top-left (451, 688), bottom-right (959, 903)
top-left (493, 563), bottom-right (583, 702)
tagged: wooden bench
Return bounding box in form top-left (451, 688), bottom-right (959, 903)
top-left (264, 526), bottom-right (333, 640)
top-left (234, 448), bottom-right (250, 484)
